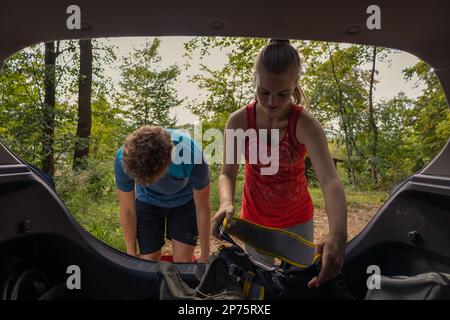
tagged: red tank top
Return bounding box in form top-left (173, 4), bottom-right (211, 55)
top-left (241, 101), bottom-right (314, 228)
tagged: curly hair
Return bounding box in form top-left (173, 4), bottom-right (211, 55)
top-left (122, 125), bottom-right (173, 185)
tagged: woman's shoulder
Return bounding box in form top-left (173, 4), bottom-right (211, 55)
top-left (226, 105), bottom-right (250, 130)
top-left (296, 106), bottom-right (315, 125)
top-left (295, 106), bottom-right (326, 143)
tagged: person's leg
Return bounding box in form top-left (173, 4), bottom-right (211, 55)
top-left (167, 199), bottom-right (198, 263)
top-left (171, 239), bottom-right (196, 262)
top-left (135, 199), bottom-right (166, 261)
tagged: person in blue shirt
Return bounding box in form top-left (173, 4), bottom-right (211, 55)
top-left (114, 125), bottom-right (211, 262)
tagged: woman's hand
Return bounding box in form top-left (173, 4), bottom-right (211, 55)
top-left (308, 233), bottom-right (347, 288)
top-left (211, 204), bottom-right (235, 238)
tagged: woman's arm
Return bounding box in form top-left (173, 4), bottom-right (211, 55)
top-left (212, 109), bottom-right (247, 237)
top-left (297, 111), bottom-right (348, 287)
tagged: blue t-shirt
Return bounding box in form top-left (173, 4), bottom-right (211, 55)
top-left (114, 129), bottom-right (210, 208)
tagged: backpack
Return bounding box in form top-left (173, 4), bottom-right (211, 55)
top-left (157, 244), bottom-right (354, 300)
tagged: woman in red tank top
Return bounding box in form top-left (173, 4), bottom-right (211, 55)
top-left (241, 101), bottom-right (314, 229)
top-left (212, 39), bottom-right (348, 288)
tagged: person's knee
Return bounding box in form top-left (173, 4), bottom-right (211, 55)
top-left (172, 240), bottom-right (195, 262)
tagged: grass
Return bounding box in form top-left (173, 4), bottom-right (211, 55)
top-left (309, 186), bottom-right (388, 210)
top-left (68, 191), bottom-right (125, 251)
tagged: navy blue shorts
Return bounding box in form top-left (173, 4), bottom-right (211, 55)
top-left (135, 199), bottom-right (198, 255)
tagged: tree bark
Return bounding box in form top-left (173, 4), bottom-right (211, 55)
top-left (368, 46), bottom-right (379, 186)
top-left (73, 39), bottom-right (93, 170)
top-left (328, 45), bottom-right (356, 186)
top-left (42, 42), bottom-right (56, 176)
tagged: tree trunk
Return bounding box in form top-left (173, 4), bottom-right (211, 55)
top-left (73, 39), bottom-right (93, 170)
top-left (328, 46), bottom-right (356, 186)
top-left (42, 42), bottom-right (56, 176)
top-left (368, 46), bottom-right (379, 186)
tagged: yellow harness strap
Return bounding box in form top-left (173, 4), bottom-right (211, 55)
top-left (224, 216), bottom-right (321, 268)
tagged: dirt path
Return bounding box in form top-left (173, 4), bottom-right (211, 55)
top-left (162, 204), bottom-right (381, 257)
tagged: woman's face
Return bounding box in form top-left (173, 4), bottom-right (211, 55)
top-left (255, 66), bottom-right (296, 116)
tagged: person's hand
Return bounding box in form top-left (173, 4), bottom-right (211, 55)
top-left (308, 233), bottom-right (347, 288)
top-left (211, 204), bottom-right (235, 238)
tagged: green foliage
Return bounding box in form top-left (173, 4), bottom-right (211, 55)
top-left (55, 158), bottom-right (116, 200)
top-left (0, 43), bottom-right (77, 167)
top-left (117, 38), bottom-right (181, 128)
top-left (54, 159), bottom-right (125, 250)
top-left (184, 37), bottom-right (267, 130)
top-left (0, 40), bottom-right (119, 171)
top-left (403, 61), bottom-right (450, 170)
top-left (0, 45), bottom-right (45, 165)
top-left (373, 93), bottom-right (417, 188)
top-left (301, 42), bottom-right (397, 188)
top-left (89, 95), bottom-right (129, 161)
